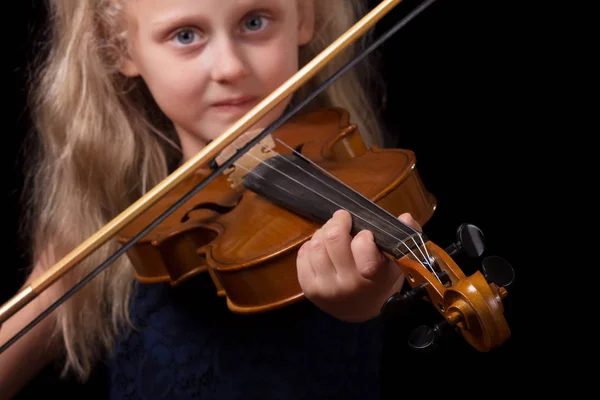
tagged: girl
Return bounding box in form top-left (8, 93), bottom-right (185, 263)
top-left (1, 0), bottom-right (421, 398)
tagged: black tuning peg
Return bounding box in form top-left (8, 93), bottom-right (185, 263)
top-left (444, 223), bottom-right (485, 258)
top-left (407, 319), bottom-right (454, 352)
top-left (381, 285), bottom-right (427, 319)
top-left (482, 255), bottom-right (515, 288)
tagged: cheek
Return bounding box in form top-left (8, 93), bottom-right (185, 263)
top-left (253, 39), bottom-right (300, 91)
top-left (142, 63), bottom-right (207, 119)
top-left (247, 47), bottom-right (298, 125)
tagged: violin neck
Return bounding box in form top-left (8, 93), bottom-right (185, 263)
top-left (243, 153), bottom-right (425, 259)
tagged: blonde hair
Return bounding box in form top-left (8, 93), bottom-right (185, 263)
top-left (20, 0), bottom-right (387, 381)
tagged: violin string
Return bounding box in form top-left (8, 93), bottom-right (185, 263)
top-left (273, 138), bottom-right (434, 271)
top-left (229, 148), bottom-right (441, 282)
top-left (268, 145), bottom-right (431, 268)
top-left (231, 151), bottom-right (438, 280)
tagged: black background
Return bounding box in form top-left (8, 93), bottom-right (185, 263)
top-left (5, 0), bottom-right (534, 398)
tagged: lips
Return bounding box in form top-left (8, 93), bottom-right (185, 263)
top-left (211, 96), bottom-right (258, 107)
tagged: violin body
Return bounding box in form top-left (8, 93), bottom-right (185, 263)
top-left (117, 107), bottom-right (437, 314)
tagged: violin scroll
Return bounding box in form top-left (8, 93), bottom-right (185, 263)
top-left (385, 224), bottom-right (514, 352)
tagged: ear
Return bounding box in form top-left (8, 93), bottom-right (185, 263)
top-left (297, 0), bottom-right (315, 45)
top-left (118, 37), bottom-right (141, 77)
top-left (119, 52), bottom-right (141, 77)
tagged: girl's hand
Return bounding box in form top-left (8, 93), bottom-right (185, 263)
top-left (296, 209), bottom-right (422, 322)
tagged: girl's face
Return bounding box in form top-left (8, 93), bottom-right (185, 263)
top-left (120, 0), bottom-right (314, 161)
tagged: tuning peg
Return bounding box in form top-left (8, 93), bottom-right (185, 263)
top-left (482, 255), bottom-right (515, 288)
top-left (381, 285), bottom-right (427, 319)
top-left (407, 319), bottom-right (454, 352)
top-left (444, 223), bottom-right (485, 258)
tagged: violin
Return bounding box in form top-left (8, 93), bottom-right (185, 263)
top-left (118, 105), bottom-right (512, 352)
top-left (1, 0), bottom-right (513, 354)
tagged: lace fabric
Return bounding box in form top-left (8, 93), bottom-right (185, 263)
top-left (104, 273), bottom-right (384, 399)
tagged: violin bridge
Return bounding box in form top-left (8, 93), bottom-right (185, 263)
top-left (213, 129), bottom-right (278, 190)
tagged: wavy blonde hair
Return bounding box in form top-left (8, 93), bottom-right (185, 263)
top-left (21, 0), bottom-right (387, 381)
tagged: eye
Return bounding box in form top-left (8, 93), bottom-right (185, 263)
top-left (173, 29), bottom-right (200, 46)
top-left (243, 15), bottom-right (267, 32)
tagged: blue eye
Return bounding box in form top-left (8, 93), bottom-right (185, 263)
top-left (175, 29), bottom-right (197, 45)
top-left (244, 15), bottom-right (265, 31)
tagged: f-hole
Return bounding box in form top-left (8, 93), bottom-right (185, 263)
top-left (181, 200), bottom-right (241, 223)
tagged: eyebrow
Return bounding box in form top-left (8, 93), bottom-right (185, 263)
top-left (150, 10), bottom-right (201, 32)
top-left (150, 0), bottom-right (272, 25)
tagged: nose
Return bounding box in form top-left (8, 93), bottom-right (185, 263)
top-left (209, 36), bottom-right (249, 83)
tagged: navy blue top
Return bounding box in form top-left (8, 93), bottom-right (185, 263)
top-left (103, 272), bottom-right (384, 399)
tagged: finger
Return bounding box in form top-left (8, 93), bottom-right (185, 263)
top-left (398, 212), bottom-right (422, 232)
top-left (297, 241), bottom-right (316, 276)
top-left (350, 229), bottom-right (393, 282)
top-left (306, 225), bottom-right (339, 279)
top-left (321, 210), bottom-right (357, 277)
top-left (296, 241), bottom-right (318, 293)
